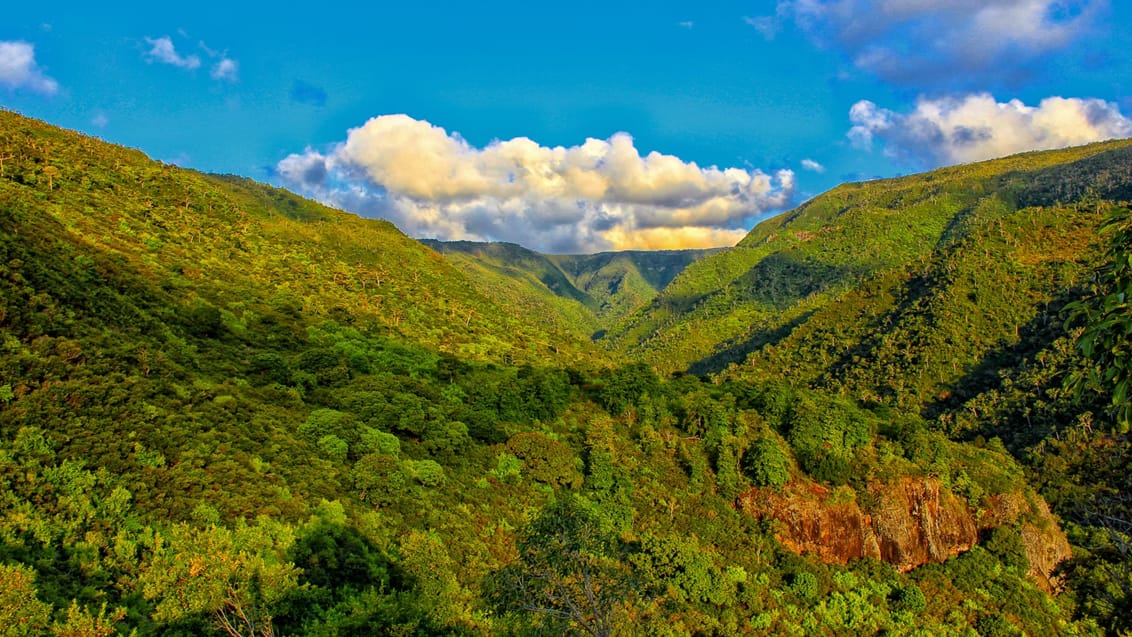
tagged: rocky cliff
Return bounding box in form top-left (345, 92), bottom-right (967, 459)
top-left (738, 476), bottom-right (1071, 591)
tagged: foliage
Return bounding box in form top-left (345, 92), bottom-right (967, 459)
top-left (1065, 206), bottom-right (1132, 432)
top-left (741, 435), bottom-right (791, 488)
top-left (0, 563), bottom-right (52, 635)
top-left (486, 496), bottom-right (639, 637)
top-left (2, 110), bottom-right (1130, 636)
top-left (506, 432), bottom-right (583, 489)
top-left (139, 519), bottom-right (301, 636)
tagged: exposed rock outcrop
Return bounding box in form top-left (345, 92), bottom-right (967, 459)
top-left (738, 476), bottom-right (1071, 591)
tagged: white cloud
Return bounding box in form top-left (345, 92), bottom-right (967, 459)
top-left (801, 158), bottom-right (825, 173)
top-left (143, 35), bottom-right (239, 83)
top-left (91, 112), bottom-right (108, 128)
top-left (143, 36), bottom-right (200, 70)
top-left (677, 21), bottom-right (695, 29)
top-left (0, 41), bottom-right (58, 95)
top-left (211, 58), bottom-right (238, 82)
top-left (849, 93), bottom-right (1132, 167)
top-left (783, 0), bottom-right (1107, 87)
top-left (277, 115), bottom-right (795, 252)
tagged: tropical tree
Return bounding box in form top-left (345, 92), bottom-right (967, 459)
top-left (486, 496), bottom-right (639, 636)
top-left (1066, 206), bottom-right (1132, 432)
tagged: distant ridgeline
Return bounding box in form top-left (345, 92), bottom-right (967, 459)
top-left (2, 108), bottom-right (1131, 635)
top-left (421, 238), bottom-right (722, 340)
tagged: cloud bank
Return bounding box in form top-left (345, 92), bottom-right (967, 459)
top-left (769, 0), bottom-right (1107, 88)
top-left (0, 41), bottom-right (58, 95)
top-left (849, 93), bottom-right (1132, 167)
top-left (277, 115), bottom-right (794, 252)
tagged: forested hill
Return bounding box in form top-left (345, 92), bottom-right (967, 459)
top-left (604, 138), bottom-right (1132, 374)
top-left (3, 109), bottom-right (1131, 636)
top-left (422, 239), bottom-right (720, 339)
top-left (0, 110), bottom-right (600, 367)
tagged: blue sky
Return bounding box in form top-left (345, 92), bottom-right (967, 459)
top-left (3, 1), bottom-right (1131, 252)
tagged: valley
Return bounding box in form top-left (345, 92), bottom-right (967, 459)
top-left (1, 109), bottom-right (1130, 635)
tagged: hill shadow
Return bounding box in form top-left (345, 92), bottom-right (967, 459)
top-left (686, 310), bottom-right (815, 376)
top-left (922, 289), bottom-right (1083, 451)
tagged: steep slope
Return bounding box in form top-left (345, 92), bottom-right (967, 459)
top-left (551, 249), bottom-right (722, 329)
top-left (0, 110), bottom-right (597, 366)
top-left (606, 139), bottom-right (1132, 375)
top-left (0, 108), bottom-right (606, 520)
top-left (421, 240), bottom-right (604, 340)
top-left (424, 239), bottom-right (719, 337)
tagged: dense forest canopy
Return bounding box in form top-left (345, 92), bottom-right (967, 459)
top-left (2, 109), bottom-right (1131, 635)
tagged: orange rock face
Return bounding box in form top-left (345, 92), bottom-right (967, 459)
top-left (738, 477), bottom-right (1070, 591)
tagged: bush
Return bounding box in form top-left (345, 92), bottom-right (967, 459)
top-left (352, 453), bottom-right (407, 503)
top-left (185, 302), bottom-right (222, 337)
top-left (984, 526), bottom-right (1030, 574)
top-left (892, 583), bottom-right (926, 612)
top-left (791, 571), bottom-right (819, 601)
top-left (299, 408), bottom-right (356, 443)
top-left (490, 452), bottom-right (522, 483)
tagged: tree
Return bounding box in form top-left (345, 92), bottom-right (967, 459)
top-left (741, 435), bottom-right (791, 488)
top-left (486, 496), bottom-right (639, 637)
top-left (1066, 206), bottom-right (1132, 432)
top-left (51, 601), bottom-right (126, 637)
top-left (0, 563), bottom-right (52, 636)
top-left (41, 164), bottom-right (60, 190)
top-left (140, 520), bottom-right (301, 637)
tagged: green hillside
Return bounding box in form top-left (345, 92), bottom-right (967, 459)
top-left (424, 239), bottom-right (720, 338)
top-left (1, 110), bottom-right (1128, 635)
top-left (551, 249), bottom-right (722, 328)
top-left (421, 240), bottom-right (604, 340)
top-left (606, 139), bottom-right (1132, 375)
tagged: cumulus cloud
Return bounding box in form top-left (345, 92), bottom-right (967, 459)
top-left (774, 0), bottom-right (1107, 88)
top-left (276, 115), bottom-right (795, 252)
top-left (0, 41), bottom-right (58, 95)
top-left (849, 93), bottom-right (1132, 167)
top-left (210, 57), bottom-right (238, 82)
top-left (143, 36), bottom-right (200, 70)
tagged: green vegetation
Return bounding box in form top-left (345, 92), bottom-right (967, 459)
top-left (425, 239), bottom-right (719, 339)
top-left (1, 108), bottom-right (1131, 635)
top-left (606, 139), bottom-right (1132, 376)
